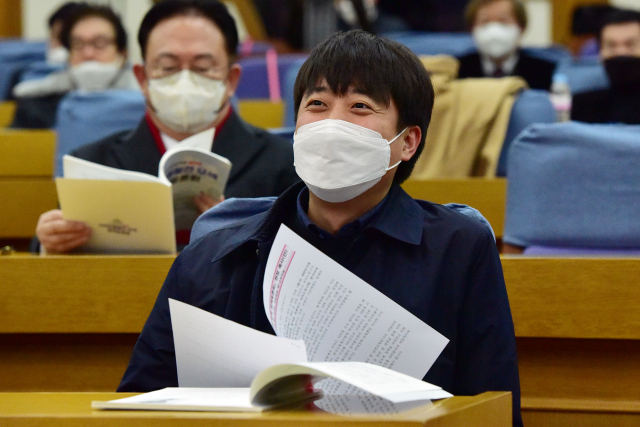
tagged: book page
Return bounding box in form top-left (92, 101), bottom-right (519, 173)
top-left (251, 362), bottom-right (451, 405)
top-left (159, 147), bottom-right (231, 231)
top-left (92, 387), bottom-right (263, 412)
top-left (63, 155), bottom-right (162, 183)
top-left (169, 299), bottom-right (307, 388)
top-left (55, 178), bottom-right (176, 254)
top-left (263, 225), bottom-right (449, 384)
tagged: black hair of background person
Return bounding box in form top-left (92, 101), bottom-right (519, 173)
top-left (293, 30), bottom-right (434, 184)
top-left (571, 5), bottom-right (615, 36)
top-left (48, 2), bottom-right (87, 29)
top-left (597, 8), bottom-right (640, 44)
top-left (138, 0), bottom-right (239, 60)
top-left (59, 4), bottom-right (128, 53)
top-left (378, 0), bottom-right (468, 32)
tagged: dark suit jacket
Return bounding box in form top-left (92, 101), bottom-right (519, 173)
top-left (572, 88), bottom-right (640, 124)
top-left (457, 50), bottom-right (556, 90)
top-left (71, 110), bottom-right (299, 199)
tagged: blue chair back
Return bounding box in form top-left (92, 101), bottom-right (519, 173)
top-left (521, 45), bottom-right (572, 64)
top-left (504, 122), bottom-right (640, 249)
top-left (497, 89), bottom-right (556, 176)
top-left (554, 58), bottom-right (609, 94)
top-left (0, 39), bottom-right (46, 99)
top-left (19, 61), bottom-right (65, 82)
top-left (55, 90), bottom-right (146, 176)
top-left (382, 32), bottom-right (476, 56)
top-left (282, 58), bottom-right (306, 127)
top-left (235, 54), bottom-right (308, 99)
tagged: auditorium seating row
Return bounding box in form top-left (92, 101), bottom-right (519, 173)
top-left (1, 254), bottom-right (638, 427)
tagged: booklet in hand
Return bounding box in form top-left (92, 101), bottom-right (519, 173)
top-left (55, 128), bottom-right (231, 254)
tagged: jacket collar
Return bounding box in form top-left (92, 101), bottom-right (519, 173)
top-left (207, 182), bottom-right (425, 263)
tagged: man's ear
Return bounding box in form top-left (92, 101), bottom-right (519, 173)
top-left (225, 63), bottom-right (242, 98)
top-left (400, 125), bottom-right (422, 161)
top-left (133, 64), bottom-right (148, 93)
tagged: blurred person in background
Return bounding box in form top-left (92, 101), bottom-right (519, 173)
top-left (11, 3), bottom-right (137, 129)
top-left (457, 0), bottom-right (556, 90)
top-left (572, 9), bottom-right (640, 124)
top-left (45, 2), bottom-right (85, 65)
top-left (35, 0), bottom-right (298, 254)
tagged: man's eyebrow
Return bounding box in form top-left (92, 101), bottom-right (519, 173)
top-left (155, 53), bottom-right (179, 61)
top-left (305, 86), bottom-right (329, 95)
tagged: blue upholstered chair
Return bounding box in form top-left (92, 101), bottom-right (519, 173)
top-left (18, 61), bottom-right (65, 82)
top-left (497, 89), bottom-right (556, 177)
top-left (381, 32), bottom-right (476, 56)
top-left (0, 39), bottom-right (46, 100)
top-left (235, 54), bottom-right (308, 99)
top-left (503, 122), bottom-right (640, 253)
top-left (282, 58), bottom-right (306, 128)
top-left (54, 90), bottom-right (146, 176)
top-left (554, 58), bottom-right (609, 94)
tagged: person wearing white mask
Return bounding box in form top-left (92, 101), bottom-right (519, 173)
top-left (34, 0), bottom-right (298, 254)
top-left (116, 29), bottom-right (523, 427)
top-left (457, 0), bottom-right (556, 90)
top-left (11, 4), bottom-right (138, 129)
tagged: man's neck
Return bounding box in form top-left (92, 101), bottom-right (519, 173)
top-left (148, 102), bottom-right (231, 141)
top-left (307, 180), bottom-right (392, 236)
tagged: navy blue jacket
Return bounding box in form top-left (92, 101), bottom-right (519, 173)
top-left (119, 182), bottom-right (522, 426)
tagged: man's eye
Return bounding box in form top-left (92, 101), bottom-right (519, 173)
top-left (307, 100), bottom-right (323, 106)
top-left (353, 102), bottom-right (369, 109)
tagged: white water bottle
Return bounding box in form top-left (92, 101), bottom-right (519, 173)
top-left (550, 73), bottom-right (572, 122)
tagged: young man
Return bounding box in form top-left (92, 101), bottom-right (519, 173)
top-left (458, 0), bottom-right (556, 90)
top-left (572, 9), bottom-right (640, 124)
top-left (119, 30), bottom-right (522, 426)
top-left (34, 0), bottom-right (298, 253)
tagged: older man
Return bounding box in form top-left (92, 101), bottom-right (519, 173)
top-left (118, 30), bottom-right (522, 427)
top-left (457, 0), bottom-right (556, 90)
top-left (572, 9), bottom-right (640, 124)
top-left (35, 0), bottom-right (298, 253)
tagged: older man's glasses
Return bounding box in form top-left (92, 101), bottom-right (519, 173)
top-left (70, 36), bottom-right (116, 52)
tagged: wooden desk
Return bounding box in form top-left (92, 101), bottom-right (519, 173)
top-left (0, 129), bottom-right (58, 245)
top-left (401, 178), bottom-right (506, 238)
top-left (0, 392), bottom-right (512, 427)
top-left (2, 255), bottom-right (640, 427)
top-left (502, 257), bottom-right (640, 427)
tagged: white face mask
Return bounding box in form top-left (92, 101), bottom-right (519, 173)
top-left (293, 119), bottom-right (405, 203)
top-left (69, 59), bottom-right (124, 91)
top-left (46, 46), bottom-right (68, 64)
top-left (148, 69), bottom-right (227, 134)
top-left (473, 22), bottom-right (521, 59)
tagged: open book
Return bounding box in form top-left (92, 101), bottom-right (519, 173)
top-left (55, 128), bottom-right (231, 254)
top-left (92, 360), bottom-right (450, 412)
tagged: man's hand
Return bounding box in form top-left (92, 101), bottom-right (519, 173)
top-left (35, 209), bottom-right (92, 254)
top-left (193, 193), bottom-right (225, 214)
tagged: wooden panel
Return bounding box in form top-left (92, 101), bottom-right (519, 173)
top-left (0, 0), bottom-right (21, 38)
top-left (550, 0), bottom-right (608, 45)
top-left (0, 392), bottom-right (512, 427)
top-left (402, 178), bottom-right (506, 237)
top-left (238, 99), bottom-right (285, 129)
top-left (0, 101), bottom-right (16, 127)
top-left (0, 333), bottom-right (137, 392)
top-left (502, 257), bottom-right (640, 339)
top-left (0, 255), bottom-right (175, 333)
top-left (0, 179), bottom-right (57, 237)
top-left (0, 129), bottom-right (56, 176)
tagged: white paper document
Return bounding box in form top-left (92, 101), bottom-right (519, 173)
top-left (169, 299), bottom-right (307, 387)
top-left (263, 224), bottom-right (449, 386)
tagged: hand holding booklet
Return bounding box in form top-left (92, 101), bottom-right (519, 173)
top-left (93, 225), bottom-right (452, 412)
top-left (56, 128), bottom-right (231, 254)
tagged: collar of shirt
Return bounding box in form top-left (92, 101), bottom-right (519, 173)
top-left (480, 51), bottom-right (519, 76)
top-left (295, 186), bottom-right (388, 239)
top-left (145, 107), bottom-right (232, 155)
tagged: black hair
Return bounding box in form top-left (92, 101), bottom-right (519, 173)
top-left (138, 0), bottom-right (238, 61)
top-left (48, 2), bottom-right (86, 29)
top-left (598, 9), bottom-right (640, 44)
top-left (59, 4), bottom-right (128, 53)
top-left (293, 30), bottom-right (435, 185)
